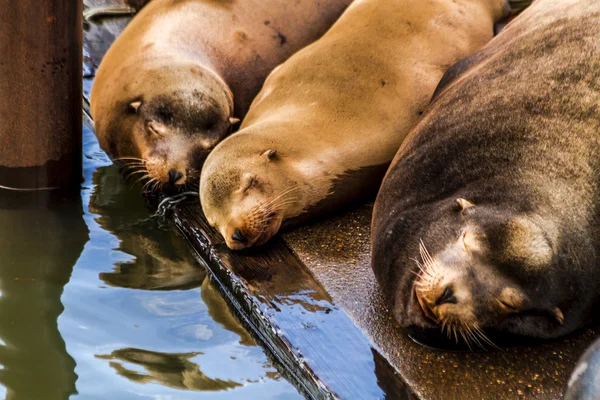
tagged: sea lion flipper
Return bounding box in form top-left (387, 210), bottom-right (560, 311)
top-left (430, 52), bottom-right (483, 103)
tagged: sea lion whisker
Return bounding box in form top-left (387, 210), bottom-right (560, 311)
top-left (254, 213), bottom-right (280, 228)
top-left (460, 328), bottom-right (473, 351)
top-left (122, 167), bottom-right (146, 176)
top-left (269, 200), bottom-right (303, 212)
top-left (410, 269), bottom-right (422, 278)
top-left (120, 162), bottom-right (145, 169)
top-left (452, 324), bottom-right (459, 344)
top-left (465, 325), bottom-right (485, 350)
top-left (120, 165), bottom-right (146, 175)
top-left (134, 174), bottom-right (151, 185)
top-left (141, 178), bottom-right (155, 192)
top-left (252, 198), bottom-right (301, 219)
top-left (412, 259), bottom-right (436, 280)
top-left (419, 241), bottom-right (438, 272)
top-left (265, 185), bottom-right (304, 204)
top-left (150, 181), bottom-right (161, 193)
top-left (125, 170), bottom-right (148, 178)
top-left (259, 186), bottom-right (302, 210)
top-left (142, 177), bottom-right (159, 192)
top-left (114, 157), bottom-right (147, 162)
top-left (474, 326), bottom-right (500, 350)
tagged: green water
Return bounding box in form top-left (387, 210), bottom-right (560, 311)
top-left (0, 126), bottom-right (301, 400)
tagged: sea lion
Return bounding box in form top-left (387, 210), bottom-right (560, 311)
top-left (90, 0), bottom-right (352, 191)
top-left (371, 0), bottom-right (600, 347)
top-left (200, 0), bottom-right (510, 250)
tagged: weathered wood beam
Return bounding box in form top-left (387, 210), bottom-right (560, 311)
top-left (172, 203), bottom-right (414, 400)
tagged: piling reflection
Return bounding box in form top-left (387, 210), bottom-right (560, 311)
top-left (0, 190), bottom-right (88, 400)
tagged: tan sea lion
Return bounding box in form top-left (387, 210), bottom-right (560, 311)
top-left (90, 0), bottom-right (352, 190)
top-left (200, 0), bottom-right (510, 250)
top-left (371, 0), bottom-right (600, 347)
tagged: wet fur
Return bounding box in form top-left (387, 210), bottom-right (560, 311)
top-left (372, 0), bottom-right (600, 340)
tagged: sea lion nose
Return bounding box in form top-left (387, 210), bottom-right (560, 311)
top-left (168, 169), bottom-right (184, 185)
top-left (231, 229), bottom-right (248, 244)
top-left (435, 286), bottom-right (458, 306)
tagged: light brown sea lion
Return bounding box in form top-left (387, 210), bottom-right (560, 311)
top-left (200, 0), bottom-right (510, 250)
top-left (371, 0), bottom-right (600, 348)
top-left (90, 0), bottom-right (352, 190)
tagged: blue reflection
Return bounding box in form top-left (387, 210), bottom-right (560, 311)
top-left (53, 125), bottom-right (301, 399)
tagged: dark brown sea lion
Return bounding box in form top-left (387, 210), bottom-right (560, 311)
top-left (200, 0), bottom-right (510, 250)
top-left (90, 0), bottom-right (352, 191)
top-left (371, 0), bottom-right (600, 346)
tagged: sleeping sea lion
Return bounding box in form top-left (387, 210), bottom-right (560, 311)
top-left (200, 0), bottom-right (510, 250)
top-left (371, 0), bottom-right (600, 347)
top-left (90, 0), bottom-right (352, 191)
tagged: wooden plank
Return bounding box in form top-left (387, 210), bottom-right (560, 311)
top-left (171, 202), bottom-right (414, 400)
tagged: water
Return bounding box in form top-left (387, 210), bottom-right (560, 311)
top-left (0, 125), bottom-right (301, 400)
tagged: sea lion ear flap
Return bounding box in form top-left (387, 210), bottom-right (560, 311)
top-left (129, 101), bottom-right (142, 113)
top-left (262, 149), bottom-right (277, 161)
top-left (456, 198), bottom-right (475, 211)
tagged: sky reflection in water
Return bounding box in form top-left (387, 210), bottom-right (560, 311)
top-left (0, 125), bottom-right (301, 400)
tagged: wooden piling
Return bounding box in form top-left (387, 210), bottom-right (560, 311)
top-left (0, 0), bottom-right (83, 191)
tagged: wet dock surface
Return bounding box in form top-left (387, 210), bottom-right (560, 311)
top-left (82, 2), bottom-right (600, 399)
top-left (285, 204), bottom-right (600, 399)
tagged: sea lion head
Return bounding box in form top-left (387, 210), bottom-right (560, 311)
top-left (388, 198), bottom-right (566, 347)
top-left (200, 131), bottom-right (304, 250)
top-left (100, 63), bottom-right (238, 191)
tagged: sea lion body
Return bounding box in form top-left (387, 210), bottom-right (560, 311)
top-left (91, 0), bottom-right (352, 189)
top-left (200, 0), bottom-right (509, 250)
top-left (372, 0), bottom-right (600, 344)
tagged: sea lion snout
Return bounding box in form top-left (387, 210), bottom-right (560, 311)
top-left (401, 204), bottom-right (564, 346)
top-left (125, 86), bottom-right (233, 190)
top-left (221, 210), bottom-right (284, 250)
top-left (414, 245), bottom-right (477, 328)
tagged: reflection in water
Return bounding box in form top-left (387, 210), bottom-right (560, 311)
top-left (0, 191), bottom-right (88, 400)
top-left (90, 164), bottom-right (205, 291)
top-left (201, 278), bottom-right (256, 347)
top-left (56, 126), bottom-right (300, 399)
top-left (96, 348), bottom-right (242, 391)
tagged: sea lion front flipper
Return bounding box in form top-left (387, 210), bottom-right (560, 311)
top-left (430, 51), bottom-right (484, 103)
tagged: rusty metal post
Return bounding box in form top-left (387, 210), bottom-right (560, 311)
top-left (0, 0), bottom-right (83, 191)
